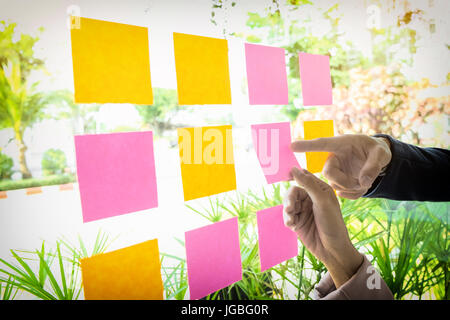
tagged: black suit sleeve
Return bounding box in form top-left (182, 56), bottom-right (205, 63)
top-left (363, 134), bottom-right (450, 202)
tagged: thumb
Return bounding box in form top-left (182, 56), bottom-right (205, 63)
top-left (290, 167), bottom-right (332, 204)
top-left (359, 149), bottom-right (384, 188)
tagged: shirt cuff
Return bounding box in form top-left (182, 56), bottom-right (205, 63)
top-left (363, 134), bottom-right (396, 198)
top-left (313, 255), bottom-right (394, 300)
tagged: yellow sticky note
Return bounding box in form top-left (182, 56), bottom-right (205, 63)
top-left (304, 120), bottom-right (334, 173)
top-left (70, 17), bottom-right (153, 104)
top-left (80, 239), bottom-right (163, 300)
top-left (173, 32), bottom-right (231, 105)
top-left (177, 125), bottom-right (236, 201)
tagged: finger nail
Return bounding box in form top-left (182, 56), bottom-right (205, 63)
top-left (291, 167), bottom-right (302, 176)
top-left (289, 142), bottom-right (296, 150)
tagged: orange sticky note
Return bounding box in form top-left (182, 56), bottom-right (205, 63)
top-left (80, 239), bottom-right (163, 300)
top-left (177, 125), bottom-right (236, 201)
top-left (70, 17), bottom-right (153, 104)
top-left (173, 32), bottom-right (231, 105)
top-left (303, 120), bottom-right (334, 173)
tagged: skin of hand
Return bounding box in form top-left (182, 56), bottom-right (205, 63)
top-left (284, 167), bottom-right (364, 288)
top-left (291, 134), bottom-right (392, 199)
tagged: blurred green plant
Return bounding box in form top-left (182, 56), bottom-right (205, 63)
top-left (0, 242), bottom-right (82, 299)
top-left (234, 1), bottom-right (450, 147)
top-left (41, 149), bottom-right (67, 176)
top-left (0, 21), bottom-right (63, 179)
top-left (219, 1), bottom-right (436, 126)
top-left (1, 191), bottom-right (446, 300)
top-left (53, 90), bottom-right (100, 135)
top-left (294, 66), bottom-right (449, 148)
top-left (186, 197), bottom-right (224, 223)
top-left (111, 125), bottom-right (140, 133)
top-left (135, 88), bottom-right (182, 137)
top-left (160, 238), bottom-right (189, 300)
top-left (364, 201), bottom-right (449, 299)
top-left (0, 151), bottom-right (14, 180)
top-left (176, 184), bottom-right (449, 300)
top-left (0, 277), bottom-right (18, 300)
top-left (0, 174), bottom-right (75, 191)
top-left (0, 230), bottom-right (115, 300)
top-left (58, 230), bottom-right (118, 263)
top-left (229, 2), bottom-right (367, 120)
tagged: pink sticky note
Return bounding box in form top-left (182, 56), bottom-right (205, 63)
top-left (245, 43), bottom-right (289, 105)
top-left (298, 52), bottom-right (333, 106)
top-left (251, 122), bottom-right (301, 184)
top-left (185, 217), bottom-right (242, 300)
top-left (257, 205), bottom-right (298, 271)
top-left (74, 131), bottom-right (158, 223)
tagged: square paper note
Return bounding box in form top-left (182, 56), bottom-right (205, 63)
top-left (74, 131), bottom-right (158, 222)
top-left (257, 205), bottom-right (298, 271)
top-left (81, 239), bottom-right (163, 300)
top-left (70, 17), bottom-right (153, 104)
top-left (177, 125), bottom-right (236, 201)
top-left (245, 43), bottom-right (289, 105)
top-left (303, 120), bottom-right (334, 173)
top-left (298, 52), bottom-right (332, 106)
top-left (185, 217), bottom-right (242, 300)
top-left (251, 122), bottom-right (301, 184)
top-left (173, 32), bottom-right (231, 105)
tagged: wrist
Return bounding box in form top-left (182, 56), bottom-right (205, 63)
top-left (342, 246), bottom-right (364, 277)
top-left (323, 246), bottom-right (364, 288)
top-left (374, 136), bottom-right (392, 172)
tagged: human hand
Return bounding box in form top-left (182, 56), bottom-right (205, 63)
top-left (283, 167), bottom-right (363, 288)
top-left (291, 134), bottom-right (392, 199)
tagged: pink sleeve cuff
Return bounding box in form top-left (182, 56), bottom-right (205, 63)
top-left (313, 255), bottom-right (394, 300)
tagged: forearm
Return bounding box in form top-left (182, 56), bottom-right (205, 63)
top-left (323, 248), bottom-right (364, 288)
top-left (364, 134), bottom-right (450, 201)
top-left (315, 254), bottom-right (394, 300)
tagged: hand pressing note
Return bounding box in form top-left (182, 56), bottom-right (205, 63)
top-left (283, 167), bottom-right (363, 288)
top-left (291, 134), bottom-right (392, 199)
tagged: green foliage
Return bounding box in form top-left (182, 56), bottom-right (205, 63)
top-left (58, 230), bottom-right (118, 263)
top-left (41, 149), bottom-right (67, 176)
top-left (0, 242), bottom-right (81, 300)
top-left (0, 66), bottom-right (52, 133)
top-left (135, 88), bottom-right (180, 137)
top-left (111, 125), bottom-right (140, 133)
top-left (209, 0), bottom-right (237, 36)
top-left (245, 34), bottom-right (262, 43)
top-left (0, 21), bottom-right (44, 79)
top-left (0, 21), bottom-right (47, 133)
top-left (0, 21), bottom-right (62, 178)
top-left (0, 277), bottom-right (18, 300)
top-left (241, 3), bottom-right (365, 120)
top-left (299, 65), bottom-right (448, 148)
top-left (0, 230), bottom-right (115, 300)
top-left (0, 151), bottom-right (14, 180)
top-left (52, 89), bottom-right (100, 134)
top-left (181, 184), bottom-right (322, 300)
top-left (369, 6), bottom-right (426, 67)
top-left (161, 245), bottom-right (189, 300)
top-left (235, 1), bottom-right (423, 122)
top-left (1, 193), bottom-right (446, 300)
top-left (186, 197), bottom-right (224, 223)
top-left (179, 185), bottom-right (449, 300)
top-left (0, 174), bottom-right (75, 191)
top-left (364, 201), bottom-right (449, 299)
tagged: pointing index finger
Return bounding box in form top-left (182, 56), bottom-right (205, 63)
top-left (290, 136), bottom-right (341, 153)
